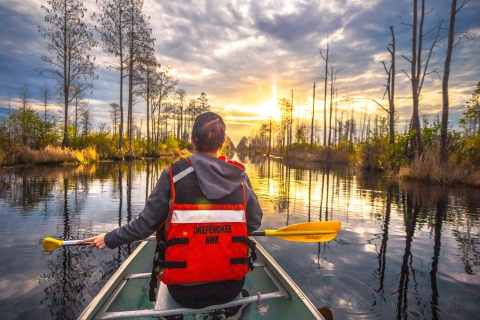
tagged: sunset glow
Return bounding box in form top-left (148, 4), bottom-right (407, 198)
top-left (0, 1), bottom-right (478, 146)
top-left (258, 85), bottom-right (281, 119)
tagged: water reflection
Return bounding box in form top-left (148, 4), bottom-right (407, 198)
top-left (37, 163), bottom-right (141, 319)
top-left (243, 155), bottom-right (480, 319)
top-left (0, 159), bottom-right (175, 319)
top-left (1, 156), bottom-right (479, 319)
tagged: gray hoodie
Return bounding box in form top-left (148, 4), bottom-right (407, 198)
top-left (105, 153), bottom-right (263, 249)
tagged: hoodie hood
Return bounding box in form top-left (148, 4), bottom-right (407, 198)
top-left (188, 153), bottom-right (246, 199)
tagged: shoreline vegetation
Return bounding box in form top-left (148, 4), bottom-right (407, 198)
top-left (0, 126), bottom-right (227, 166)
top-left (2, 132), bottom-right (480, 188)
top-left (0, 143), bottom-right (192, 167)
top-left (2, 82), bottom-right (480, 187)
top-left (0, 145), bottom-right (190, 167)
top-left (250, 147), bottom-right (480, 188)
top-left (235, 81), bottom-right (480, 188)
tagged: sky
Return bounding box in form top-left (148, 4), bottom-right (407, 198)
top-left (0, 0), bottom-right (479, 145)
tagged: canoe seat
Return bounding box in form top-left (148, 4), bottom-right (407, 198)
top-left (153, 261), bottom-right (291, 318)
top-left (92, 262), bottom-right (290, 319)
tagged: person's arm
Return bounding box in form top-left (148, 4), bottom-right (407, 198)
top-left (244, 179), bottom-right (263, 234)
top-left (78, 167), bottom-right (172, 249)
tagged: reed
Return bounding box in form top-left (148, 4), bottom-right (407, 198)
top-left (399, 148), bottom-right (480, 187)
top-left (0, 149), bottom-right (5, 166)
top-left (1, 145), bottom-right (98, 166)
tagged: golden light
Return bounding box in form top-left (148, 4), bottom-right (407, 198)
top-left (268, 178), bottom-right (275, 196)
top-left (259, 85), bottom-right (281, 119)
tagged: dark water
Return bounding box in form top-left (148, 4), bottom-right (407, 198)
top-left (0, 155), bottom-right (479, 319)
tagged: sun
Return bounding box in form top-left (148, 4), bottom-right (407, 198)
top-left (259, 85), bottom-right (281, 119)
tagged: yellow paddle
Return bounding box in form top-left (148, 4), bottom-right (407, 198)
top-left (42, 221), bottom-right (341, 252)
top-left (42, 236), bottom-right (156, 252)
top-left (250, 221), bottom-right (341, 243)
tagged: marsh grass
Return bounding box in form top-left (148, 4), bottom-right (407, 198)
top-left (399, 148), bottom-right (480, 187)
top-left (0, 146), bottom-right (98, 166)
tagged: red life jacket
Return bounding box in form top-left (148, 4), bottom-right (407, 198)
top-left (153, 158), bottom-right (256, 287)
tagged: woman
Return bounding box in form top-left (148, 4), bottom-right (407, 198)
top-left (78, 112), bottom-right (263, 314)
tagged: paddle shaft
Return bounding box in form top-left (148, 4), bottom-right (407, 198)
top-left (250, 230), bottom-right (337, 237)
top-left (61, 230), bottom-right (335, 246)
top-left (62, 240), bottom-right (89, 246)
top-left (44, 221), bottom-right (341, 251)
top-left (61, 236), bottom-right (158, 247)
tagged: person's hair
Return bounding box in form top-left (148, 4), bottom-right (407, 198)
top-left (192, 119), bottom-right (225, 153)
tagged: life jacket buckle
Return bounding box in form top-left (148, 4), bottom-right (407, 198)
top-left (156, 240), bottom-right (166, 252)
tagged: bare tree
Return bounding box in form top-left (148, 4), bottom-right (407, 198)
top-left (37, 0), bottom-right (97, 148)
top-left (185, 98), bottom-right (197, 137)
top-left (289, 90), bottom-right (293, 153)
top-left (401, 0), bottom-right (443, 156)
top-left (440, 0), bottom-right (471, 162)
top-left (109, 102), bottom-right (121, 135)
top-left (319, 39), bottom-right (330, 147)
top-left (18, 83), bottom-right (31, 145)
top-left (381, 26), bottom-right (396, 145)
top-left (70, 82), bottom-right (89, 139)
top-left (40, 81), bottom-right (52, 123)
top-left (134, 49), bottom-right (158, 155)
top-left (328, 67), bottom-right (340, 147)
top-left (278, 97), bottom-right (293, 154)
top-left (79, 104), bottom-right (92, 137)
top-left (196, 92), bottom-right (211, 114)
top-left (93, 0), bottom-right (130, 151)
top-left (154, 67), bottom-right (178, 144)
top-left (310, 82), bottom-right (316, 148)
top-left (174, 88), bottom-right (187, 141)
top-left (125, 0), bottom-right (154, 156)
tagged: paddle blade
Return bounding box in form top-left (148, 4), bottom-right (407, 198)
top-left (43, 237), bottom-right (63, 252)
top-left (276, 221), bottom-right (341, 243)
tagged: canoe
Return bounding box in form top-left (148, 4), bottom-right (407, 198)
top-left (78, 238), bottom-right (324, 319)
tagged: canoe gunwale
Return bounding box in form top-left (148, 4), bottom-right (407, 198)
top-left (252, 240), bottom-right (324, 319)
top-left (79, 240), bottom-right (150, 320)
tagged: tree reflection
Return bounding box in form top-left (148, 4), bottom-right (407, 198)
top-left (373, 184), bottom-right (393, 298)
top-left (39, 163), bottom-right (141, 319)
top-left (5, 156), bottom-right (480, 319)
top-left (396, 189), bottom-right (421, 319)
top-left (274, 160), bottom-right (291, 221)
top-left (452, 218), bottom-right (479, 275)
top-left (429, 189), bottom-right (446, 319)
top-left (0, 166), bottom-right (89, 214)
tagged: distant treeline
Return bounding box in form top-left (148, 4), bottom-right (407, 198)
top-left (238, 81), bottom-right (480, 186)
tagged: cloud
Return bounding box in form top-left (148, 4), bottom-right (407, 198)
top-left (0, 0), bottom-right (479, 145)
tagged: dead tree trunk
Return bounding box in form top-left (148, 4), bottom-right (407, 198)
top-left (411, 0), bottom-right (424, 156)
top-left (310, 82), bottom-right (316, 148)
top-left (319, 39), bottom-right (329, 147)
top-left (388, 26), bottom-right (396, 145)
top-left (402, 0), bottom-right (442, 156)
top-left (440, 0), bottom-right (470, 162)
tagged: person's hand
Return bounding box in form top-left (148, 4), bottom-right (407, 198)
top-left (76, 233), bottom-right (107, 250)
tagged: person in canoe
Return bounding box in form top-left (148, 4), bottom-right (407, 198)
top-left (78, 112), bottom-right (263, 317)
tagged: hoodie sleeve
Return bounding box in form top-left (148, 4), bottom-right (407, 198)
top-left (244, 175), bottom-right (263, 234)
top-left (104, 167), bottom-right (171, 249)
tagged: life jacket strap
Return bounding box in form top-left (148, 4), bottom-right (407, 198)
top-left (163, 261), bottom-right (187, 268)
top-left (231, 257), bottom-right (249, 264)
top-left (166, 238), bottom-right (189, 247)
top-left (231, 236), bottom-right (257, 271)
top-left (149, 243), bottom-right (163, 302)
top-left (149, 237), bottom-right (189, 301)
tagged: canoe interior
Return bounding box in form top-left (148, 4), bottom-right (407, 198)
top-left (79, 239), bottom-right (323, 320)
